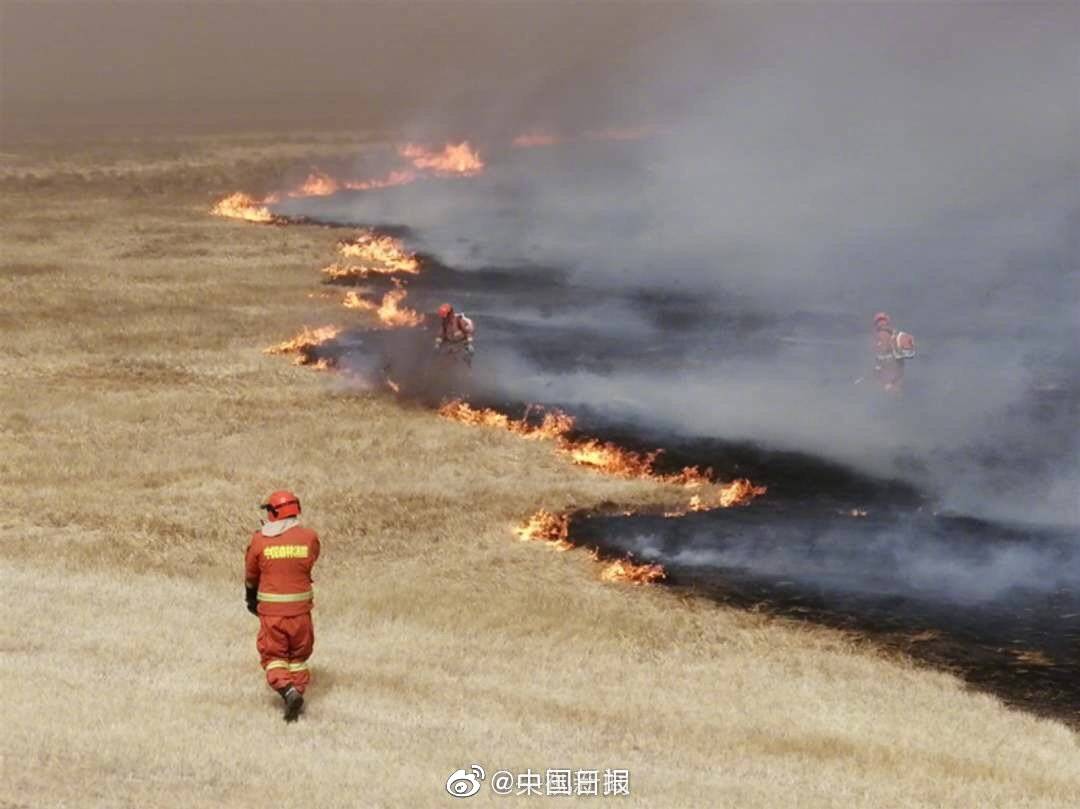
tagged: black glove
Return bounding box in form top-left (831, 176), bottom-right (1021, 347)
top-left (245, 585), bottom-right (258, 616)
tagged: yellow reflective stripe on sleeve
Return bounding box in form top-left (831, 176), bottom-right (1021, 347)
top-left (256, 590), bottom-right (313, 603)
top-left (265, 660), bottom-right (290, 671)
top-left (287, 662), bottom-right (309, 672)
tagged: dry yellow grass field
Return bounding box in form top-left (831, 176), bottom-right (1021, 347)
top-left (2, 135), bottom-right (1078, 808)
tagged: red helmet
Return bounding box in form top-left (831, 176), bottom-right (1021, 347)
top-left (437, 303), bottom-right (454, 319)
top-left (874, 312), bottom-right (891, 327)
top-left (262, 490), bottom-right (301, 520)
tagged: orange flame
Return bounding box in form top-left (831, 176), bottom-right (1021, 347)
top-left (344, 169), bottom-right (419, 191)
top-left (513, 510), bottom-right (573, 551)
top-left (342, 290), bottom-right (376, 310)
top-left (210, 192), bottom-right (279, 224)
top-left (341, 287), bottom-right (422, 328)
top-left (513, 510), bottom-right (666, 583)
top-left (598, 558), bottom-right (666, 585)
top-left (437, 401), bottom-right (574, 440)
top-left (263, 325), bottom-right (340, 366)
top-left (376, 288), bottom-right (423, 328)
top-left (665, 479), bottom-right (768, 516)
top-left (336, 231), bottom-right (420, 273)
top-left (288, 171), bottom-right (340, 198)
top-left (439, 400), bottom-right (767, 510)
top-left (212, 142), bottom-right (484, 223)
top-left (399, 141), bottom-right (484, 175)
top-left (560, 439), bottom-right (659, 478)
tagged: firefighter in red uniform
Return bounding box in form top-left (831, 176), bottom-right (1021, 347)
top-left (434, 303), bottom-right (475, 362)
top-left (245, 490), bottom-right (320, 722)
top-left (872, 312), bottom-right (917, 393)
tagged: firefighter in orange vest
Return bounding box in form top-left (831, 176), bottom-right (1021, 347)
top-left (245, 490), bottom-right (320, 722)
top-left (872, 312), bottom-right (917, 393)
top-left (434, 303), bottom-right (475, 362)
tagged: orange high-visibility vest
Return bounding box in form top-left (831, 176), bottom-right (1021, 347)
top-left (245, 526), bottom-right (320, 616)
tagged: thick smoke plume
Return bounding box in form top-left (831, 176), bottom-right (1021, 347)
top-left (281, 4), bottom-right (1079, 527)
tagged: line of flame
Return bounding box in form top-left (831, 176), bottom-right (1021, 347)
top-left (438, 400), bottom-right (766, 510)
top-left (513, 509), bottom-right (666, 584)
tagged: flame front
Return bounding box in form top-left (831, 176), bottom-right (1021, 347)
top-left (263, 325), bottom-right (341, 366)
top-left (514, 510), bottom-right (573, 551)
top-left (437, 401), bottom-right (574, 440)
top-left (514, 510), bottom-right (667, 583)
top-left (437, 400), bottom-right (766, 511)
top-left (288, 171), bottom-right (340, 198)
top-left (210, 192), bottom-right (279, 223)
top-left (336, 231), bottom-right (420, 274)
top-left (598, 558), bottom-right (665, 585)
top-left (376, 288), bottom-right (423, 327)
top-left (342, 290), bottom-right (376, 311)
top-left (399, 141), bottom-right (484, 175)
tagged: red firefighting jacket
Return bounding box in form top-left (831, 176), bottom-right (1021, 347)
top-left (245, 521), bottom-right (320, 616)
top-left (440, 313), bottom-right (475, 343)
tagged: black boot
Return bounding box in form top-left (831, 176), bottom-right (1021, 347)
top-left (280, 685), bottom-right (304, 723)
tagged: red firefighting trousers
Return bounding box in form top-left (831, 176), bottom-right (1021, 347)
top-left (257, 613), bottom-right (314, 693)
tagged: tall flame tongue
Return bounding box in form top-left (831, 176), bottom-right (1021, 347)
top-left (335, 231), bottom-right (420, 274)
top-left (341, 286), bottom-right (422, 328)
top-left (375, 287), bottom-right (423, 327)
top-left (210, 192), bottom-right (280, 224)
top-left (263, 325), bottom-right (341, 367)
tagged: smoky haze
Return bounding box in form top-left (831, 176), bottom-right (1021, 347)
top-left (289, 4), bottom-right (1079, 526)
top-left (0, 1), bottom-right (690, 141)
top-left (7, 2), bottom-right (1075, 524)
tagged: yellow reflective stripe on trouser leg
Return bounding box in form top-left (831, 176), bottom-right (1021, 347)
top-left (265, 660), bottom-right (290, 671)
top-left (287, 661), bottom-right (309, 672)
top-left (256, 590), bottom-right (313, 603)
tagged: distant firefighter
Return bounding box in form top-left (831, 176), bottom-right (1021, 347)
top-left (872, 312), bottom-right (917, 393)
top-left (245, 490), bottom-right (321, 722)
top-left (434, 303), bottom-right (475, 361)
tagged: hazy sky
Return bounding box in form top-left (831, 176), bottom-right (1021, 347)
top-left (1, 1), bottom-right (698, 140)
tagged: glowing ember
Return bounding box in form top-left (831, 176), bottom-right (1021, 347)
top-left (399, 141), bottom-right (484, 175)
top-left (336, 231), bottom-right (420, 274)
top-left (598, 558), bottom-right (666, 585)
top-left (514, 510), bottom-right (573, 551)
top-left (263, 325), bottom-right (340, 366)
top-left (209, 192), bottom-right (279, 224)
